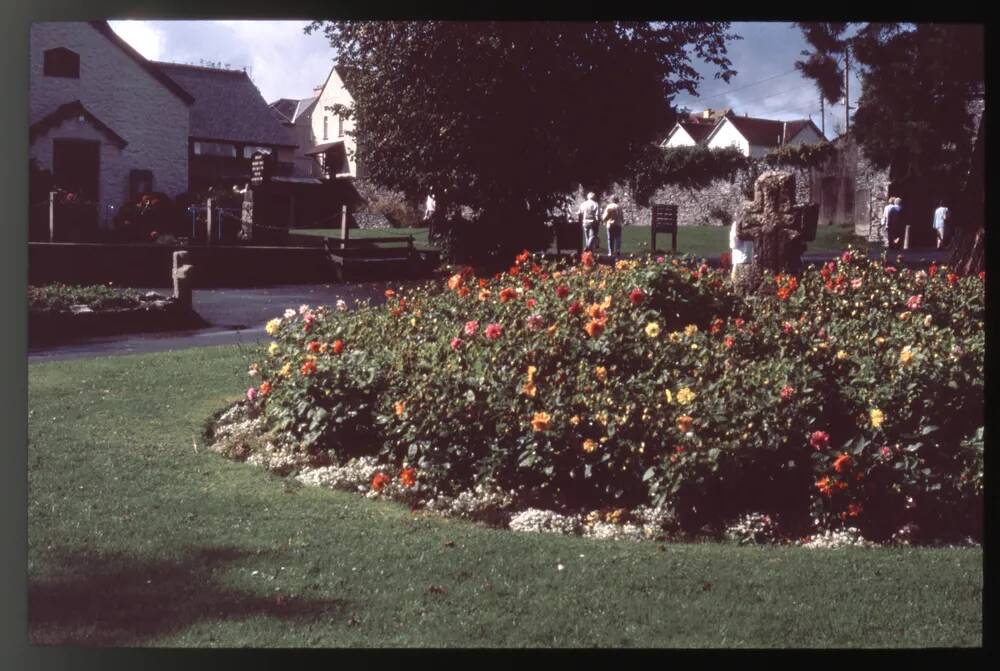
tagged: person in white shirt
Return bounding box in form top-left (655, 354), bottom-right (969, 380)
top-left (880, 196), bottom-right (896, 248)
top-left (424, 191), bottom-right (437, 222)
top-left (602, 195), bottom-right (624, 256)
top-left (578, 192), bottom-right (600, 252)
top-left (932, 200), bottom-right (951, 249)
top-left (729, 217), bottom-right (752, 281)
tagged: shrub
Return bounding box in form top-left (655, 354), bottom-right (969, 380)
top-left (248, 251), bottom-right (984, 543)
top-left (28, 283), bottom-right (144, 312)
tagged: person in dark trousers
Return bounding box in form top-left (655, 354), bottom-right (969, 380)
top-left (578, 192), bottom-right (600, 253)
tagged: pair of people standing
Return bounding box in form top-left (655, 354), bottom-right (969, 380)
top-left (578, 192), bottom-right (625, 255)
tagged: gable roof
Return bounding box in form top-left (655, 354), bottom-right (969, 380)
top-left (30, 100), bottom-right (128, 148)
top-left (155, 62), bottom-right (297, 148)
top-left (87, 21), bottom-right (194, 106)
top-left (706, 115), bottom-right (823, 149)
top-left (678, 121), bottom-right (715, 144)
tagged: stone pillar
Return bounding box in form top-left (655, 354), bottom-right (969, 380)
top-left (49, 191), bottom-right (56, 243)
top-left (172, 250), bottom-right (194, 310)
top-left (206, 198), bottom-right (214, 246)
top-left (732, 171), bottom-right (819, 295)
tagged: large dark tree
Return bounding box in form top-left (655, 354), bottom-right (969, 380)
top-left (796, 22), bottom-right (985, 271)
top-left (306, 21), bottom-right (737, 224)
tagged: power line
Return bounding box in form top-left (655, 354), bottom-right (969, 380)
top-left (680, 68), bottom-right (800, 105)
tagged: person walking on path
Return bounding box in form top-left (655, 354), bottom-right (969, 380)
top-left (603, 195), bottom-right (624, 256)
top-left (579, 192), bottom-right (601, 253)
top-left (933, 200), bottom-right (951, 249)
top-left (882, 196), bottom-right (903, 249)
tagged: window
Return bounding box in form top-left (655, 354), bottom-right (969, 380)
top-left (323, 116), bottom-right (329, 141)
top-left (338, 115), bottom-right (344, 137)
top-left (43, 48), bottom-right (80, 78)
top-left (242, 146), bottom-right (272, 159)
top-left (193, 141), bottom-right (237, 158)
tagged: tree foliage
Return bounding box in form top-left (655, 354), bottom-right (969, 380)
top-left (630, 145), bottom-right (748, 205)
top-left (305, 21), bottom-right (738, 220)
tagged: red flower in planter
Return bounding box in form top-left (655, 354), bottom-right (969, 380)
top-left (258, 381), bottom-right (271, 396)
top-left (979, 271), bottom-right (985, 281)
top-left (464, 320), bottom-right (479, 336)
top-left (300, 360), bottom-right (317, 376)
top-left (581, 251), bottom-right (595, 268)
top-left (629, 288), bottom-right (646, 306)
top-left (906, 295), bottom-right (922, 310)
top-left (307, 340), bottom-right (321, 353)
top-left (515, 250), bottom-right (531, 265)
top-left (526, 298), bottom-right (537, 309)
top-left (780, 385), bottom-right (794, 401)
top-left (928, 263), bottom-right (938, 278)
top-left (484, 323), bottom-right (503, 340)
top-left (719, 252), bottom-right (732, 269)
top-left (809, 430), bottom-right (830, 451)
top-left (399, 467), bottom-right (417, 488)
top-left (947, 273), bottom-right (958, 285)
top-left (709, 317), bottom-right (724, 334)
top-left (499, 287), bottom-right (517, 303)
top-left (833, 453), bottom-right (853, 473)
top-left (331, 339), bottom-right (345, 354)
top-left (555, 285), bottom-right (570, 299)
top-left (568, 300), bottom-right (583, 316)
top-left (385, 289), bottom-right (396, 299)
top-left (723, 335), bottom-right (735, 349)
top-left (371, 472), bottom-right (390, 491)
top-left (450, 337), bottom-right (463, 351)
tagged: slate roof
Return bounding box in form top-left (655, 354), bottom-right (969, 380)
top-left (154, 62), bottom-right (297, 147)
top-left (269, 96), bottom-right (318, 124)
top-left (89, 22), bottom-right (194, 106)
top-left (715, 115), bottom-right (823, 148)
top-left (30, 100), bottom-right (128, 148)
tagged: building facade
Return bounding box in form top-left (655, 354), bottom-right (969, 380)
top-left (29, 21), bottom-right (193, 227)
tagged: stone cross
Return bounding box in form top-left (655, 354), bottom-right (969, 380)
top-left (732, 171), bottom-right (819, 295)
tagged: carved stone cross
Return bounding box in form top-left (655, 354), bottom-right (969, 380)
top-left (733, 171), bottom-right (819, 295)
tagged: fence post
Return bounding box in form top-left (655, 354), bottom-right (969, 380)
top-left (903, 225), bottom-right (911, 251)
top-left (206, 198), bottom-right (213, 246)
top-left (340, 204), bottom-right (349, 246)
top-left (49, 191), bottom-right (56, 243)
top-left (172, 250), bottom-right (193, 310)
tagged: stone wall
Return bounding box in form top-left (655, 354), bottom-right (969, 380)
top-left (598, 164), bottom-right (815, 230)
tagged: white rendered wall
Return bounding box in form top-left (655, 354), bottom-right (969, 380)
top-left (706, 119), bottom-right (750, 156)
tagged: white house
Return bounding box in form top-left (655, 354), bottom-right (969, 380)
top-left (29, 21), bottom-right (193, 227)
top-left (661, 108), bottom-right (732, 149)
top-left (270, 65), bottom-right (361, 180)
top-left (704, 114), bottom-right (825, 158)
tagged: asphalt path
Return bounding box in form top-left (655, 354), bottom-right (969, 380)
top-left (28, 247), bottom-right (950, 363)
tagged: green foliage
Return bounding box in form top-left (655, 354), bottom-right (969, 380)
top-left (252, 251), bottom-right (983, 542)
top-left (28, 283), bottom-right (144, 312)
top-left (632, 145), bottom-right (749, 206)
top-left (762, 142), bottom-right (837, 170)
top-left (305, 21), bottom-right (737, 219)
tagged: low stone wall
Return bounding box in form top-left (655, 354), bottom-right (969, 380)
top-left (29, 296), bottom-right (206, 345)
top-left (29, 243), bottom-right (331, 288)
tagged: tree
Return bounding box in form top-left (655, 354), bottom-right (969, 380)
top-left (305, 21), bottom-right (737, 233)
top-left (796, 23), bottom-right (985, 271)
top-left (793, 22), bottom-right (848, 137)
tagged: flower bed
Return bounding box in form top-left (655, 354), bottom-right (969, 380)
top-left (225, 250), bottom-right (983, 545)
top-left (29, 283), bottom-right (203, 344)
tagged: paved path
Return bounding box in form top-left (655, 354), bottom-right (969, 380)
top-left (28, 247), bottom-right (951, 363)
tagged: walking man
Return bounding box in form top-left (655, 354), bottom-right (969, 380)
top-left (603, 195), bottom-right (624, 256)
top-left (579, 191), bottom-right (600, 253)
top-left (932, 200), bottom-right (951, 249)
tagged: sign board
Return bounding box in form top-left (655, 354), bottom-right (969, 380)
top-left (250, 152), bottom-right (270, 186)
top-left (651, 204), bottom-right (678, 231)
top-left (650, 203), bottom-right (678, 252)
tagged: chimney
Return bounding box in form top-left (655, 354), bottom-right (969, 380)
top-left (703, 109), bottom-right (711, 120)
top-left (782, 121), bottom-right (787, 145)
top-left (313, 84), bottom-right (324, 95)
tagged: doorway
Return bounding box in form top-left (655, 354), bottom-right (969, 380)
top-left (52, 139), bottom-right (99, 239)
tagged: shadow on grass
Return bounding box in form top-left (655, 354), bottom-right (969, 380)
top-left (29, 546), bottom-right (349, 646)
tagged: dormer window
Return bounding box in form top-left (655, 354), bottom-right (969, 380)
top-left (44, 47), bottom-right (80, 78)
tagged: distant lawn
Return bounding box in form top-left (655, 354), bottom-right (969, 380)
top-left (293, 223), bottom-right (874, 258)
top-left (28, 346), bottom-right (982, 647)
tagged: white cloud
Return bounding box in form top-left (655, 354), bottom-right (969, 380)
top-left (108, 20), bottom-right (165, 61)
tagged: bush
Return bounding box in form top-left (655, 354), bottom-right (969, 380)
top-left (28, 283), bottom-right (144, 312)
top-left (110, 192), bottom-right (187, 242)
top-left (247, 251), bottom-right (984, 543)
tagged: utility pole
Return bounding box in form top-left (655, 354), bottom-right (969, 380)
top-left (820, 93), bottom-right (825, 136)
top-left (844, 45), bottom-right (850, 132)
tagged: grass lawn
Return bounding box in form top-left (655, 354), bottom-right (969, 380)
top-left (28, 345), bottom-right (982, 647)
top-left (292, 223), bottom-right (875, 259)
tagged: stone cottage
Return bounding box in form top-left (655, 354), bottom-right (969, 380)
top-left (153, 61), bottom-right (298, 192)
top-left (29, 21), bottom-right (193, 229)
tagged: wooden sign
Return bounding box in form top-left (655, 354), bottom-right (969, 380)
top-left (650, 203), bottom-right (678, 252)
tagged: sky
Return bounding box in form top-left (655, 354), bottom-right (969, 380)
top-left (108, 20), bottom-right (864, 140)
